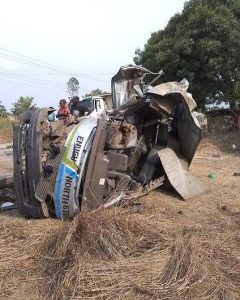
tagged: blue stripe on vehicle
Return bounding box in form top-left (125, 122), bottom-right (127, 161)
top-left (64, 165), bottom-right (79, 180)
top-left (55, 164), bottom-right (79, 219)
top-left (55, 163), bottom-right (65, 219)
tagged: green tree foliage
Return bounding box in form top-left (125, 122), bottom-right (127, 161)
top-left (67, 77), bottom-right (79, 97)
top-left (11, 96), bottom-right (35, 115)
top-left (84, 89), bottom-right (108, 97)
top-left (0, 101), bottom-right (8, 118)
top-left (134, 0), bottom-right (240, 106)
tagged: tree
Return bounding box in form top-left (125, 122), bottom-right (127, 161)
top-left (0, 101), bottom-right (7, 118)
top-left (134, 0), bottom-right (240, 107)
top-left (84, 89), bottom-right (108, 97)
top-left (11, 96), bottom-right (35, 115)
top-left (67, 77), bottom-right (79, 98)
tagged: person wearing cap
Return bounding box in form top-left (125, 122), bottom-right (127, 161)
top-left (56, 99), bottom-right (70, 123)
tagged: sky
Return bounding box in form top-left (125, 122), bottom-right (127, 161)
top-left (0, 0), bottom-right (186, 111)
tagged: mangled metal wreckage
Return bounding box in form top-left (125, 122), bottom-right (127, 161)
top-left (13, 65), bottom-right (205, 219)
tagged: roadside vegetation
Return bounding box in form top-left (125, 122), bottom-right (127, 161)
top-left (0, 117), bottom-right (16, 144)
top-left (0, 96), bottom-right (34, 143)
top-left (135, 0), bottom-right (240, 108)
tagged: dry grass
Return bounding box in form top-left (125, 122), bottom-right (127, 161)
top-left (0, 132), bottom-right (240, 299)
top-left (35, 208), bottom-right (240, 300)
top-left (0, 118), bottom-right (16, 143)
top-left (201, 130), bottom-right (240, 155)
top-left (36, 209), bottom-right (170, 300)
top-left (0, 216), bottom-right (59, 299)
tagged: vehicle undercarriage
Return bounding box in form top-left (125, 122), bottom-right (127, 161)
top-left (13, 65), bottom-right (206, 219)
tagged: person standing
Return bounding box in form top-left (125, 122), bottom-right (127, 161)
top-left (56, 99), bottom-right (70, 123)
top-left (69, 96), bottom-right (89, 117)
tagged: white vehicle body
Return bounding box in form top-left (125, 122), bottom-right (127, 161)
top-left (81, 96), bottom-right (106, 117)
top-left (205, 100), bottom-right (230, 111)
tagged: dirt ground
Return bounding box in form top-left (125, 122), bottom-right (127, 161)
top-left (0, 133), bottom-right (240, 300)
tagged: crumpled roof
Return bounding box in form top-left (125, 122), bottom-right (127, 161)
top-left (147, 81), bottom-right (197, 112)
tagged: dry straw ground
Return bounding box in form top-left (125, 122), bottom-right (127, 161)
top-left (0, 132), bottom-right (240, 300)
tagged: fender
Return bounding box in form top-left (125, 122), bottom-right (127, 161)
top-left (54, 117), bottom-right (97, 219)
top-left (157, 147), bottom-right (206, 200)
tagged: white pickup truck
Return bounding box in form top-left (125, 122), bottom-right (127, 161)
top-left (80, 96), bottom-right (106, 117)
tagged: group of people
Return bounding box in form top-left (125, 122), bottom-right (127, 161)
top-left (52, 96), bottom-right (89, 123)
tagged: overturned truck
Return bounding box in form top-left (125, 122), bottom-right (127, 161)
top-left (13, 65), bottom-right (205, 219)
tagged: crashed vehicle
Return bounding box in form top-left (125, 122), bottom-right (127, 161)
top-left (13, 65), bottom-right (205, 219)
